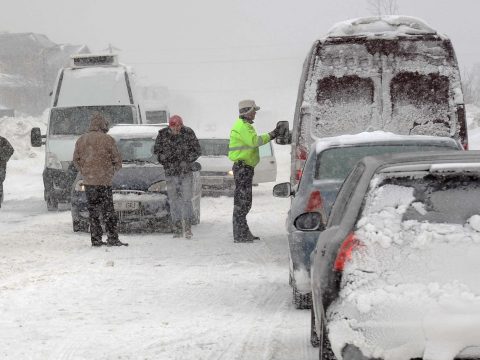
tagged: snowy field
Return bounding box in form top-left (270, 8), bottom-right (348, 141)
top-left (1, 106), bottom-right (479, 359)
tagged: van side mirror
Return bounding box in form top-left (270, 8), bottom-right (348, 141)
top-left (273, 182), bottom-right (292, 197)
top-left (31, 127), bottom-right (45, 147)
top-left (294, 212), bottom-right (325, 231)
top-left (274, 121), bottom-right (291, 145)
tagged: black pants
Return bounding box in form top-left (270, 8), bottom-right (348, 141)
top-left (85, 185), bottom-right (119, 243)
top-left (232, 162), bottom-right (254, 241)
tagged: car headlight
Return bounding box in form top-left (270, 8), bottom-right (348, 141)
top-left (46, 152), bottom-right (62, 170)
top-left (148, 181), bottom-right (167, 193)
top-left (227, 170), bottom-right (234, 176)
top-left (74, 180), bottom-right (85, 192)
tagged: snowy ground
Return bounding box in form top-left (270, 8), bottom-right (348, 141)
top-left (0, 116), bottom-right (317, 359)
top-left (1, 106), bottom-right (479, 359)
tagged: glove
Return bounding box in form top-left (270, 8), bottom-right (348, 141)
top-left (269, 128), bottom-right (279, 140)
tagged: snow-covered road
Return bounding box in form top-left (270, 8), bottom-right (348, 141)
top-left (0, 144), bottom-right (317, 359)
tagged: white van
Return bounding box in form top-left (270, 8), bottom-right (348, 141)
top-left (31, 54), bottom-right (145, 210)
top-left (290, 16), bottom-right (467, 185)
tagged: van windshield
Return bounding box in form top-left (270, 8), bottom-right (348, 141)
top-left (49, 105), bottom-right (136, 135)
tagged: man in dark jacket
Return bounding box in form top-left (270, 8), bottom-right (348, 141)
top-left (0, 135), bottom-right (14, 208)
top-left (73, 113), bottom-right (127, 247)
top-left (153, 115), bottom-right (201, 239)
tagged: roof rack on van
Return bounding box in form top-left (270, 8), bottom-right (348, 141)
top-left (70, 54), bottom-right (119, 68)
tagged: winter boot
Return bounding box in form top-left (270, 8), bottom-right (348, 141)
top-left (107, 238), bottom-right (129, 247)
top-left (91, 239), bottom-right (107, 247)
top-left (184, 221), bottom-right (193, 239)
top-left (173, 221), bottom-right (183, 238)
top-left (247, 230), bottom-right (260, 241)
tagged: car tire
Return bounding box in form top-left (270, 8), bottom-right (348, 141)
top-left (311, 307), bottom-right (320, 347)
top-left (73, 219), bottom-right (89, 232)
top-left (293, 286), bottom-right (312, 309)
top-left (46, 193), bottom-right (58, 211)
top-left (318, 313), bottom-right (336, 360)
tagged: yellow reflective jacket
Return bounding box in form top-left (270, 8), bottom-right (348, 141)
top-left (228, 118), bottom-right (271, 167)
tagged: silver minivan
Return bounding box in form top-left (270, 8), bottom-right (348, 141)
top-left (197, 138), bottom-right (277, 196)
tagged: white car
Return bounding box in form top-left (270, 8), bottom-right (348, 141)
top-left (197, 138), bottom-right (277, 196)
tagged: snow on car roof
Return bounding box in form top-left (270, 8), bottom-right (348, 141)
top-left (108, 124), bottom-right (165, 139)
top-left (325, 15), bottom-right (440, 40)
top-left (314, 131), bottom-right (459, 154)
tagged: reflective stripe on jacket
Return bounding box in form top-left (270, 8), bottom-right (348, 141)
top-left (228, 118), bottom-right (271, 168)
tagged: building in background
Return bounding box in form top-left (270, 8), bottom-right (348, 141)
top-left (0, 32), bottom-right (89, 115)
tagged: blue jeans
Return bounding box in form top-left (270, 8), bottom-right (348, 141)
top-left (166, 173), bottom-right (194, 224)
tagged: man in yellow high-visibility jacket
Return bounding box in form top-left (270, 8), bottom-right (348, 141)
top-left (228, 99), bottom-right (280, 243)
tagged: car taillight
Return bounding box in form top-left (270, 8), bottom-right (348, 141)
top-left (305, 190), bottom-right (323, 212)
top-left (294, 146), bottom-right (308, 182)
top-left (296, 146), bottom-right (308, 160)
top-left (463, 141), bottom-right (469, 150)
top-left (334, 232), bottom-right (360, 271)
top-left (295, 169), bottom-right (303, 181)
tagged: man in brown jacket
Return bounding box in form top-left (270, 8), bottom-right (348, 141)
top-left (73, 113), bottom-right (127, 247)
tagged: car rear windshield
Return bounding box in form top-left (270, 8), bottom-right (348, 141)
top-left (366, 173), bottom-right (480, 225)
top-left (49, 105), bottom-right (135, 135)
top-left (315, 144), bottom-right (458, 180)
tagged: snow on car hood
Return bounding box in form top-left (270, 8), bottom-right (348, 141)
top-left (327, 182), bottom-right (480, 360)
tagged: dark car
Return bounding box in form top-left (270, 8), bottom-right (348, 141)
top-left (308, 151), bottom-right (480, 359)
top-left (273, 132), bottom-right (463, 309)
top-left (70, 125), bottom-right (202, 232)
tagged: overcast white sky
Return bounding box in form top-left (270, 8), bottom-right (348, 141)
top-left (1, 0), bottom-right (480, 134)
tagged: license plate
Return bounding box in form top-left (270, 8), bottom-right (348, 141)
top-left (114, 201), bottom-right (139, 211)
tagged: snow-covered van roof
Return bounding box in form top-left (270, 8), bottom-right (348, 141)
top-left (314, 131), bottom-right (461, 154)
top-left (325, 16), bottom-right (441, 40)
top-left (108, 124), bottom-right (165, 139)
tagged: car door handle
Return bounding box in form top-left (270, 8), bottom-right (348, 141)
top-left (270, 161), bottom-right (275, 164)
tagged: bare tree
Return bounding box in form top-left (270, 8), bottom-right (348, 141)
top-left (367, 0), bottom-right (399, 16)
top-left (462, 64), bottom-right (480, 105)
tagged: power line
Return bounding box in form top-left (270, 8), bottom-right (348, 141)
top-left (129, 56), bottom-right (302, 65)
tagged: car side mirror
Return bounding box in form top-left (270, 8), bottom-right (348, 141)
top-left (273, 182), bottom-right (292, 197)
top-left (31, 127), bottom-right (45, 147)
top-left (274, 121), bottom-right (291, 145)
top-left (294, 212), bottom-right (325, 231)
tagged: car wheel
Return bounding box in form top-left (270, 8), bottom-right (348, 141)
top-left (46, 193), bottom-right (58, 211)
top-left (293, 286), bottom-right (312, 309)
top-left (72, 219), bottom-right (89, 232)
top-left (318, 313), bottom-right (336, 360)
top-left (311, 307), bottom-right (320, 347)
